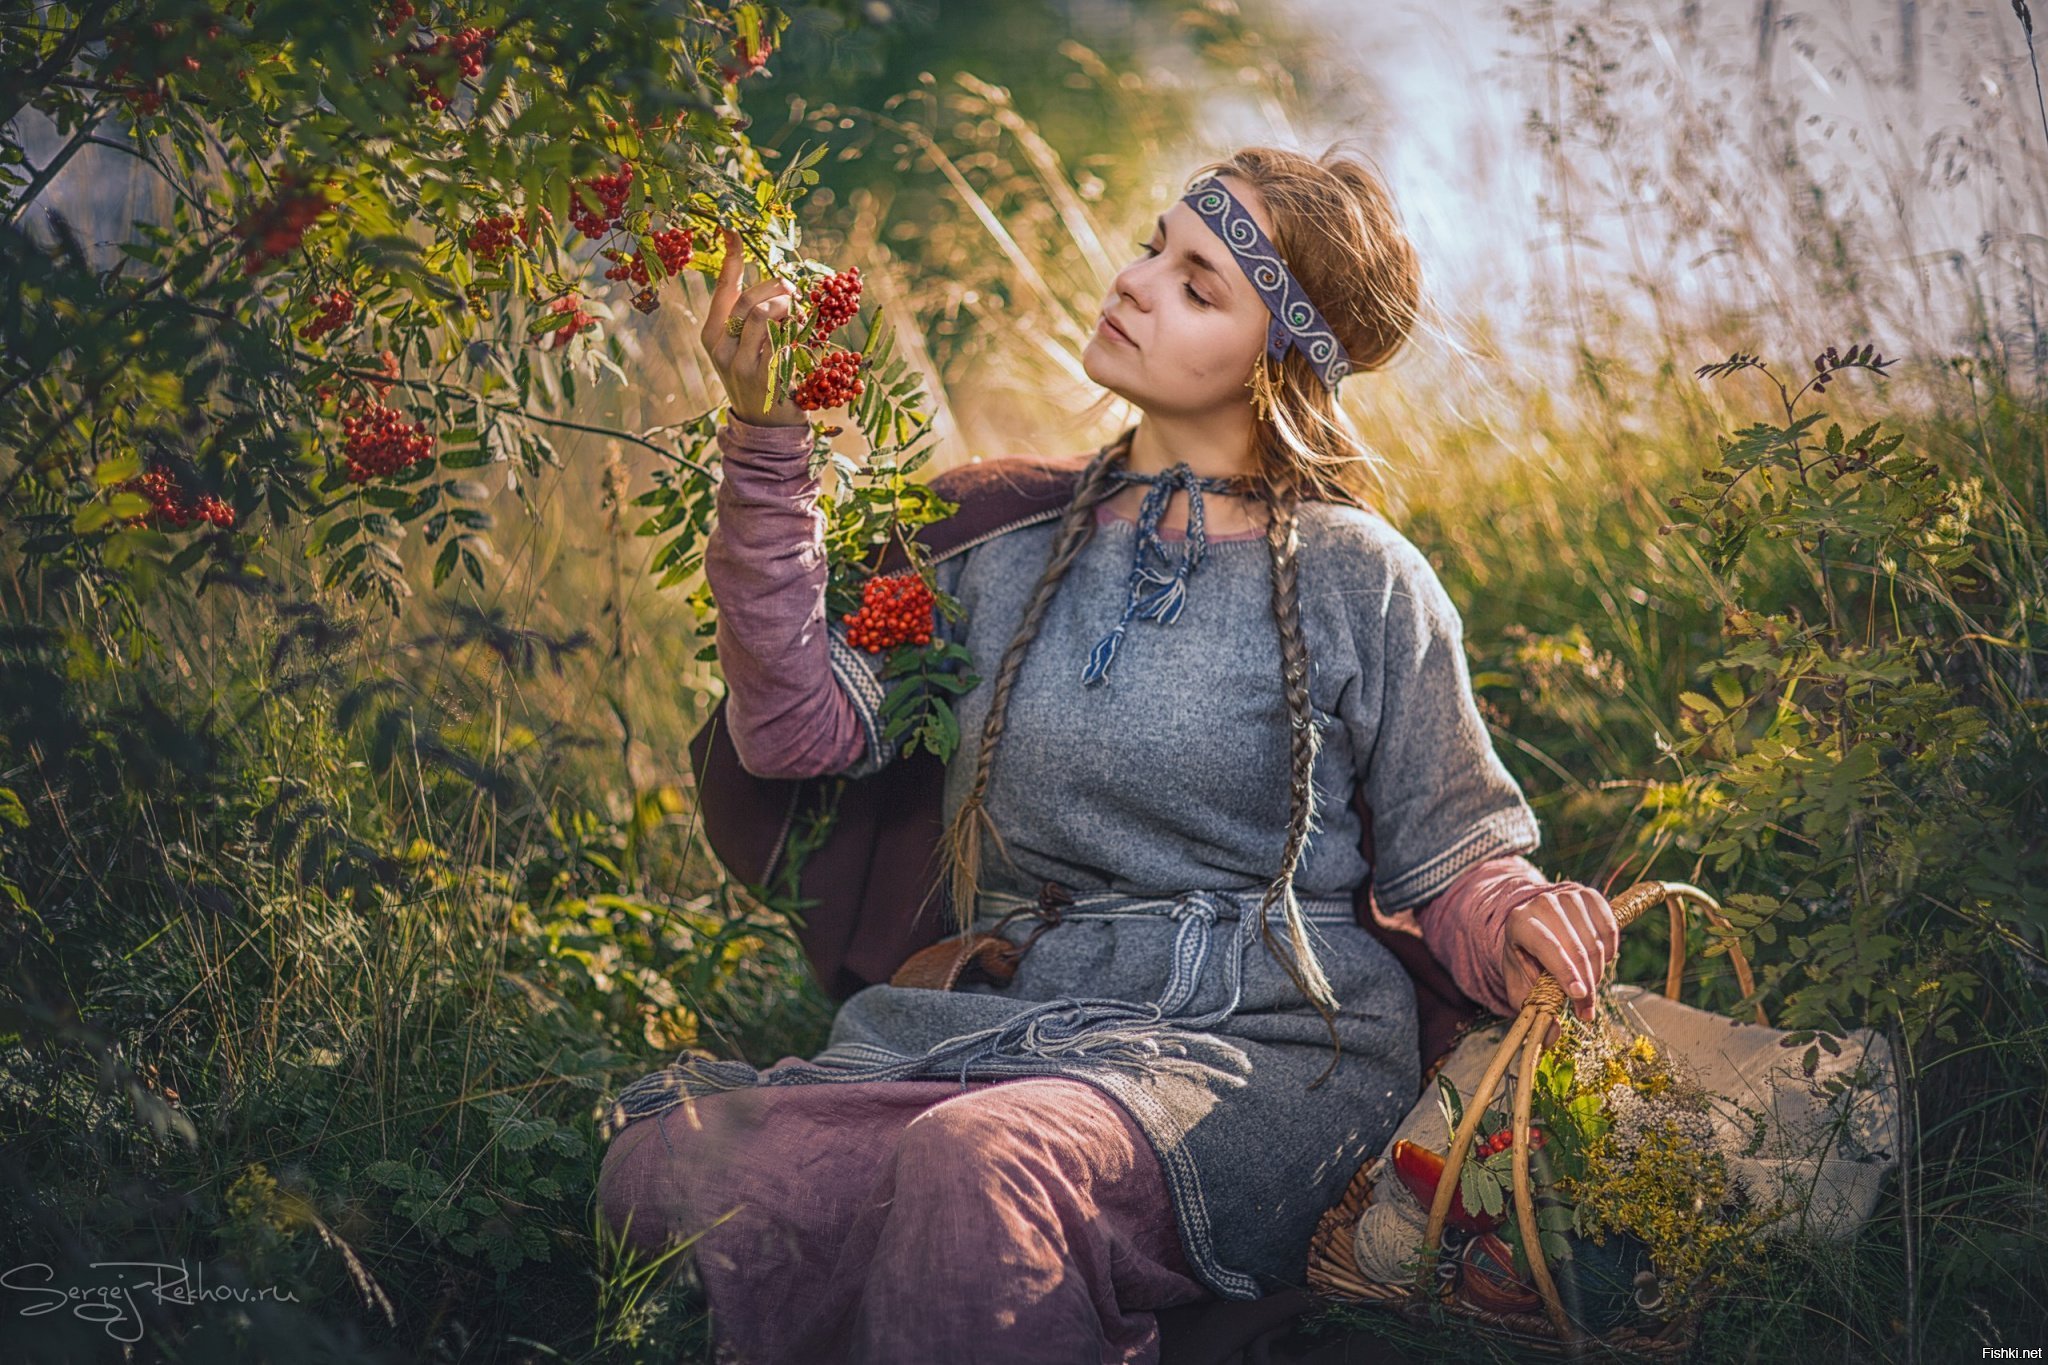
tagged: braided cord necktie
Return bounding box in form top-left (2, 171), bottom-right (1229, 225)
top-left (1081, 462), bottom-right (1248, 687)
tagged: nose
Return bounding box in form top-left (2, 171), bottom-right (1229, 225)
top-left (1111, 259), bottom-right (1157, 312)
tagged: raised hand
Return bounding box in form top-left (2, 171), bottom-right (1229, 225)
top-left (699, 228), bottom-right (808, 428)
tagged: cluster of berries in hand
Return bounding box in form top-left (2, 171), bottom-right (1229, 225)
top-left (841, 572), bottom-right (936, 653)
top-left (123, 465), bottom-right (236, 531)
top-left (465, 207), bottom-right (549, 265)
top-left (300, 287), bottom-right (356, 343)
top-left (570, 162), bottom-right (636, 238)
top-left (783, 267), bottom-right (866, 407)
top-left (1476, 1124), bottom-right (1546, 1159)
top-left (805, 266), bottom-right (862, 343)
top-left (791, 347), bottom-right (865, 411)
top-left (235, 176), bottom-right (331, 274)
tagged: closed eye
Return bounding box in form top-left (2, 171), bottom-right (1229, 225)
top-left (1134, 240), bottom-right (1213, 308)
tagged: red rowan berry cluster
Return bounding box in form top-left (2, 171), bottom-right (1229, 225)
top-left (466, 207), bottom-right (549, 264)
top-left (445, 27), bottom-right (495, 77)
top-left (718, 35), bottom-right (775, 81)
top-left (602, 227), bottom-right (694, 311)
top-left (235, 176), bottom-right (330, 274)
top-left (341, 401), bottom-right (435, 482)
top-left (842, 572), bottom-right (935, 653)
top-left (652, 226), bottom-right (694, 274)
top-left (804, 267), bottom-right (861, 344)
top-left (1476, 1124), bottom-right (1545, 1159)
top-left (123, 466), bottom-right (236, 530)
top-left (468, 214), bottom-right (517, 264)
top-left (381, 1), bottom-right (416, 35)
top-left (300, 287), bottom-right (355, 343)
top-left (123, 83), bottom-right (167, 116)
top-left (791, 347), bottom-right (865, 410)
top-left (602, 249), bottom-right (650, 287)
top-left (543, 293), bottom-right (597, 348)
top-left (105, 17), bottom-right (217, 114)
top-left (401, 26), bottom-right (496, 111)
top-left (569, 162), bottom-right (635, 238)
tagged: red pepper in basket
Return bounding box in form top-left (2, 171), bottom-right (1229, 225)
top-left (1390, 1139), bottom-right (1508, 1236)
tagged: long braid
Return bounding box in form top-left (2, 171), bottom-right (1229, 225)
top-left (1252, 472), bottom-right (1348, 1088)
top-left (935, 427), bottom-right (1136, 936)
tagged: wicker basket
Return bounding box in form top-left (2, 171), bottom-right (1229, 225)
top-left (1306, 879), bottom-right (1765, 1359)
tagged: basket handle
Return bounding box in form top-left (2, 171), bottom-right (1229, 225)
top-left (1419, 878), bottom-right (1765, 1347)
top-left (1648, 881), bottom-right (1767, 1028)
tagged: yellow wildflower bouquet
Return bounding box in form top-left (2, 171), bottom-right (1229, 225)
top-left (1452, 1009), bottom-right (1787, 1328)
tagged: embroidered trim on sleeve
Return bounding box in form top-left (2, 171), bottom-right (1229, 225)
top-left (1375, 804), bottom-right (1542, 912)
top-left (825, 621), bottom-right (895, 779)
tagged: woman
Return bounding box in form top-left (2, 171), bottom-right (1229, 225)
top-left (597, 145), bottom-right (1621, 1364)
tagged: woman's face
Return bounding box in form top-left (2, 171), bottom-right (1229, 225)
top-left (1082, 172), bottom-right (1277, 419)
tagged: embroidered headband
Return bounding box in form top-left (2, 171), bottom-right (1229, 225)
top-left (1179, 174), bottom-right (1352, 393)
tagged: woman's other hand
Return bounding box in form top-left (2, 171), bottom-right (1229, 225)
top-left (700, 228), bottom-right (809, 428)
top-left (1500, 883), bottom-right (1621, 1049)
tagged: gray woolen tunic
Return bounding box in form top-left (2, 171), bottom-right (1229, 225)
top-left (611, 487), bottom-right (1543, 1301)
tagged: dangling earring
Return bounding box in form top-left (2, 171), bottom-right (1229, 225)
top-left (1246, 351), bottom-right (1281, 423)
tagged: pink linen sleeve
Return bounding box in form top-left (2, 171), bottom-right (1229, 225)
top-left (1410, 854), bottom-right (1595, 1019)
top-left (700, 415), bottom-right (871, 780)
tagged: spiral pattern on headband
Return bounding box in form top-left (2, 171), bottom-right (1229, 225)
top-left (1181, 176), bottom-right (1352, 392)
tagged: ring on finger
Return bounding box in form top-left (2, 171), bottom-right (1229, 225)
top-left (725, 315), bottom-right (746, 337)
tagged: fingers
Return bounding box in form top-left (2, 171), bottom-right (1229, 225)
top-left (701, 230), bottom-right (747, 346)
top-left (731, 284), bottom-right (796, 353)
top-left (1510, 889), bottom-right (1620, 1023)
top-left (1558, 886), bottom-right (1620, 990)
top-left (696, 229), bottom-right (805, 422)
top-left (1581, 888), bottom-right (1613, 970)
top-left (1521, 910), bottom-right (1586, 999)
top-left (702, 263), bottom-right (798, 365)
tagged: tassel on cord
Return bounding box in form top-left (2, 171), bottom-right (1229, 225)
top-left (1133, 570), bottom-right (1189, 624)
top-left (1081, 625), bottom-right (1128, 687)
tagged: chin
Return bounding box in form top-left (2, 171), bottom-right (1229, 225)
top-left (1080, 346), bottom-right (1143, 407)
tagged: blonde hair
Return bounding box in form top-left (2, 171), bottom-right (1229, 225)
top-left (934, 144), bottom-right (1424, 1085)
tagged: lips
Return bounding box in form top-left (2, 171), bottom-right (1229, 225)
top-left (1098, 312), bottom-right (1136, 347)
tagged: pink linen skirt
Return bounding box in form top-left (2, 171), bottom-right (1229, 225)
top-left (596, 1071), bottom-right (1214, 1364)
